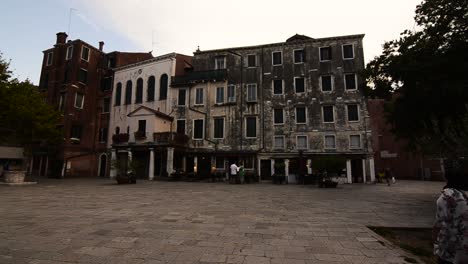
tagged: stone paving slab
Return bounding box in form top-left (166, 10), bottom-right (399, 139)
top-left (0, 179), bottom-right (443, 263)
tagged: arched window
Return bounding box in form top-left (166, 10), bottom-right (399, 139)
top-left (159, 74), bottom-right (168, 100)
top-left (125, 80), bottom-right (132, 104)
top-left (115, 126), bottom-right (120, 134)
top-left (135, 78), bottom-right (143, 103)
top-left (147, 76), bottom-right (155, 101)
top-left (115, 82), bottom-right (122, 105)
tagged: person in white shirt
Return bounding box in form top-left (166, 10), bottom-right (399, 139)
top-left (230, 163), bottom-right (239, 183)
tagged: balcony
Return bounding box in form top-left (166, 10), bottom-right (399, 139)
top-left (153, 132), bottom-right (189, 146)
top-left (112, 133), bottom-right (129, 144)
top-left (171, 70), bottom-right (227, 86)
top-left (134, 131), bottom-right (147, 140)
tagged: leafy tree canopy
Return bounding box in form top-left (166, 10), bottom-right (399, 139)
top-left (363, 0), bottom-right (468, 157)
top-left (0, 53), bottom-right (61, 155)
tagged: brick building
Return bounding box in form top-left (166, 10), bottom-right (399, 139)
top-left (368, 99), bottom-right (443, 180)
top-left (36, 32), bottom-right (152, 177)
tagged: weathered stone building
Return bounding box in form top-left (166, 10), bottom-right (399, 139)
top-left (38, 32), bottom-right (152, 177)
top-left (172, 34), bottom-right (375, 183)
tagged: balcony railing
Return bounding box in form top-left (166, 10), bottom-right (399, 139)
top-left (112, 133), bottom-right (129, 144)
top-left (134, 131), bottom-right (147, 140)
top-left (153, 132), bottom-right (189, 146)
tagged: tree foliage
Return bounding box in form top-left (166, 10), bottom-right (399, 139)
top-left (363, 0), bottom-right (468, 157)
top-left (0, 53), bottom-right (61, 155)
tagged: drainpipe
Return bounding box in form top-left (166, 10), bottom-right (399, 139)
top-left (228, 51), bottom-right (243, 151)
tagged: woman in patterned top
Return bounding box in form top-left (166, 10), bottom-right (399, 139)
top-left (433, 169), bottom-right (468, 264)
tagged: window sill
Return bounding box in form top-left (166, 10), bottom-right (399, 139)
top-left (246, 101), bottom-right (257, 104)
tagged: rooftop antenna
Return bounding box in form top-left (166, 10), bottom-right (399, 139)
top-left (150, 30), bottom-right (158, 55)
top-left (68, 8), bottom-right (77, 38)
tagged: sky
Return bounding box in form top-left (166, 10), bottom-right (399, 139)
top-left (0, 0), bottom-right (422, 85)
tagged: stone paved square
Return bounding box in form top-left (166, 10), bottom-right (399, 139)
top-left (0, 179), bottom-right (443, 263)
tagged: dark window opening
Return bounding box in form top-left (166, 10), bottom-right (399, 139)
top-left (343, 44), bottom-right (354, 59)
top-left (115, 82), bottom-right (122, 106)
top-left (323, 106), bottom-right (334, 122)
top-left (295, 78), bottom-right (305, 93)
top-left (294, 49), bottom-right (305, 63)
top-left (159, 74), bottom-right (168, 100)
top-left (78, 69), bottom-right (87, 84)
top-left (176, 120), bottom-right (186, 134)
top-left (135, 78), bottom-right (143, 103)
top-left (216, 157), bottom-right (224, 169)
top-left (194, 119), bottom-right (204, 139)
top-left (214, 118), bottom-right (224, 139)
top-left (138, 120), bottom-right (146, 133)
top-left (272, 52), bottom-right (282, 65)
top-left (246, 117), bottom-right (256, 138)
top-left (273, 79), bottom-right (283, 94)
top-left (345, 74), bottom-right (356, 90)
top-left (247, 55), bottom-right (256, 67)
top-left (71, 125), bottom-right (82, 140)
top-left (99, 128), bottom-right (108, 143)
top-left (296, 107), bottom-right (306, 123)
top-left (347, 104), bottom-right (359, 121)
top-left (147, 76), bottom-right (155, 101)
top-left (101, 77), bottom-right (112, 91)
top-left (178, 89), bottom-right (186, 106)
top-left (125, 80), bottom-right (132, 104)
top-left (40, 73), bottom-right (49, 90)
top-left (320, 47), bottom-right (332, 61)
top-left (274, 109), bottom-right (283, 124)
top-left (321, 75), bottom-right (332, 91)
top-left (103, 98), bottom-right (110, 113)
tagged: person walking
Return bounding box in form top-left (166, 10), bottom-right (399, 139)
top-left (433, 169), bottom-right (468, 264)
top-left (230, 162), bottom-right (239, 184)
top-left (238, 162), bottom-right (245, 184)
top-left (384, 168), bottom-right (393, 186)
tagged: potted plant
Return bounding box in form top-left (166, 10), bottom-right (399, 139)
top-left (313, 156), bottom-right (345, 188)
top-left (112, 158), bottom-right (141, 184)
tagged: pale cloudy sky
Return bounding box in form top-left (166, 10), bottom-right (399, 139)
top-left (1, 0), bottom-right (422, 84)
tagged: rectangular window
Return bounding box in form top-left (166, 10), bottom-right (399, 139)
top-left (274, 109), bottom-right (284, 124)
top-left (345, 74), bottom-right (357, 90)
top-left (216, 87), bottom-right (224, 104)
top-left (215, 56), bottom-right (226, 69)
top-left (319, 46), bottom-right (332, 61)
top-left (320, 75), bottom-right (333, 92)
top-left (193, 119), bottom-right (204, 139)
top-left (81, 46), bottom-right (90, 61)
top-left (46, 52), bottom-right (53, 66)
top-left (103, 98), bottom-right (110, 113)
top-left (294, 49), bottom-right (305, 63)
top-left (178, 89), bottom-right (186, 106)
top-left (227, 85), bottom-right (236, 103)
top-left (71, 125), bottom-right (82, 140)
top-left (74, 93), bottom-right (84, 109)
top-left (323, 105), bottom-right (334, 123)
top-left (342, 44), bottom-right (354, 59)
top-left (66, 46), bottom-right (73, 60)
top-left (101, 77), bottom-right (112, 91)
top-left (296, 107), bottom-right (306, 124)
top-left (274, 136), bottom-right (285, 149)
top-left (216, 157), bottom-right (224, 169)
top-left (99, 128), bottom-right (108, 143)
top-left (213, 117), bottom-right (224, 139)
top-left (41, 73), bottom-right (49, 89)
top-left (347, 104), bottom-right (359, 121)
top-left (273, 79), bottom-right (283, 95)
top-left (324, 135), bottom-right (336, 149)
top-left (272, 51), bottom-right (282, 65)
top-left (176, 119), bottom-right (186, 134)
top-left (78, 68), bottom-right (87, 84)
top-left (138, 120), bottom-right (146, 133)
top-left (58, 93), bottom-right (65, 111)
top-left (297, 135), bottom-right (308, 149)
top-left (247, 55), bottom-right (256, 67)
top-left (350, 135), bottom-right (361, 149)
top-left (195, 88), bottom-right (204, 105)
top-left (295, 77), bottom-right (305, 93)
top-left (247, 84), bottom-right (257, 102)
top-left (246, 117), bottom-right (257, 138)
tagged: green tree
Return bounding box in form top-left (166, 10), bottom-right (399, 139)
top-left (0, 53), bottom-right (61, 168)
top-left (363, 0), bottom-right (468, 158)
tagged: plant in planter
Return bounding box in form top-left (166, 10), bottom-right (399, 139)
top-left (313, 156), bottom-right (346, 188)
top-left (273, 161), bottom-right (286, 184)
top-left (0, 53), bottom-right (62, 182)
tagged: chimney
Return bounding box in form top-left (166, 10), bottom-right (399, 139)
top-left (99, 41), bottom-right (104, 51)
top-left (56, 32), bottom-right (68, 45)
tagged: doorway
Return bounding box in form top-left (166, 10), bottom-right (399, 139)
top-left (260, 160), bottom-right (272, 181)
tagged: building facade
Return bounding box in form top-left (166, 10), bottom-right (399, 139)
top-left (171, 34), bottom-right (375, 183)
top-left (108, 53), bottom-right (193, 179)
top-left (38, 32), bottom-right (152, 177)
